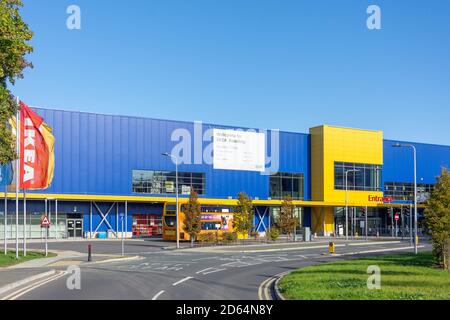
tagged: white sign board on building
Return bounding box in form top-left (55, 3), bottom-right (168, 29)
top-left (213, 129), bottom-right (266, 172)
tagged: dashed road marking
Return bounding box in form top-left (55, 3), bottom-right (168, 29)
top-left (152, 290), bottom-right (165, 300)
top-left (172, 276), bottom-right (193, 286)
top-left (202, 268), bottom-right (226, 275)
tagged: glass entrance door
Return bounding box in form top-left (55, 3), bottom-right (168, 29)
top-left (67, 219), bottom-right (83, 238)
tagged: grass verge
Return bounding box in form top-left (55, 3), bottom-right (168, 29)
top-left (279, 252), bottom-right (450, 300)
top-left (0, 251), bottom-right (56, 268)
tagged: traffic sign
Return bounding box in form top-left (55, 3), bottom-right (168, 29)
top-left (41, 215), bottom-right (51, 228)
top-left (394, 213), bottom-right (400, 221)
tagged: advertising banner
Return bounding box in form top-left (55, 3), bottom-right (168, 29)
top-left (213, 129), bottom-right (265, 172)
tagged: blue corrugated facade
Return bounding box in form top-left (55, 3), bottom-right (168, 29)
top-left (31, 108), bottom-right (311, 200)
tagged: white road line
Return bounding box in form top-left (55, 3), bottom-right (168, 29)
top-left (202, 268), bottom-right (226, 275)
top-left (152, 290), bottom-right (165, 300)
top-left (2, 271), bottom-right (67, 301)
top-left (340, 245), bottom-right (424, 256)
top-left (196, 267), bottom-right (214, 274)
top-left (192, 257), bottom-right (219, 261)
top-left (172, 276), bottom-right (193, 286)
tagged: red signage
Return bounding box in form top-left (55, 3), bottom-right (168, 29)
top-left (395, 213), bottom-right (400, 221)
top-left (41, 215), bottom-right (51, 228)
top-left (368, 195), bottom-right (394, 203)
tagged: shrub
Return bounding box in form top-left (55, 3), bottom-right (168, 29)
top-left (223, 232), bottom-right (237, 242)
top-left (267, 228), bottom-right (280, 241)
top-left (250, 231), bottom-right (259, 239)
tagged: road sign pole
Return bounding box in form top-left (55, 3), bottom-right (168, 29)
top-left (45, 225), bottom-right (48, 257)
top-left (4, 184), bottom-right (7, 255)
top-left (121, 216), bottom-right (124, 256)
top-left (409, 203), bottom-right (413, 246)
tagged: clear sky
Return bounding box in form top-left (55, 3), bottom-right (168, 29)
top-left (12, 0), bottom-right (450, 145)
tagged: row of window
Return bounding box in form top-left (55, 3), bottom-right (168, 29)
top-left (384, 182), bottom-right (433, 202)
top-left (269, 172), bottom-right (304, 200)
top-left (133, 169), bottom-right (434, 202)
top-left (334, 162), bottom-right (382, 191)
top-left (133, 170), bottom-right (306, 199)
top-left (132, 170), bottom-right (205, 195)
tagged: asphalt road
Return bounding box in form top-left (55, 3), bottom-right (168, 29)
top-left (15, 240), bottom-right (428, 300)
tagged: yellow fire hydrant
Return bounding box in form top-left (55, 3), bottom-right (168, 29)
top-left (328, 241), bottom-right (335, 254)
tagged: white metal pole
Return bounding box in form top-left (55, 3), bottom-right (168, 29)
top-left (116, 203), bottom-right (119, 239)
top-left (45, 225), bottom-right (48, 257)
top-left (413, 146), bottom-right (418, 254)
top-left (175, 159), bottom-right (179, 249)
top-left (4, 184), bottom-right (7, 254)
top-left (365, 206), bottom-right (368, 240)
top-left (125, 201), bottom-right (128, 240)
top-left (90, 201), bottom-right (92, 238)
top-left (409, 203), bottom-right (413, 246)
top-left (23, 189), bottom-right (26, 256)
top-left (121, 214), bottom-right (124, 256)
top-left (15, 98), bottom-right (20, 259)
top-left (55, 199), bottom-right (58, 239)
top-left (44, 198), bottom-right (47, 241)
top-left (345, 170), bottom-right (348, 241)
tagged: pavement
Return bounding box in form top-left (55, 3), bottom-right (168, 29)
top-left (0, 238), bottom-right (430, 300)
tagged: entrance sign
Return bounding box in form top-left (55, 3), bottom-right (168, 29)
top-left (213, 129), bottom-right (265, 172)
top-left (41, 215), bottom-right (51, 228)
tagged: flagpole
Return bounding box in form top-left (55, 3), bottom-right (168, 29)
top-left (15, 97), bottom-right (20, 260)
top-left (23, 189), bottom-right (27, 256)
top-left (3, 184), bottom-right (7, 255)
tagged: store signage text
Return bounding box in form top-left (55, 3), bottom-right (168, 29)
top-left (368, 195), bottom-right (394, 203)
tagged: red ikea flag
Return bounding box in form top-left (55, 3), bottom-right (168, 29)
top-left (19, 101), bottom-right (51, 190)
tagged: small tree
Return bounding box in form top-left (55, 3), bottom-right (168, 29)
top-left (277, 196), bottom-right (299, 240)
top-left (183, 189), bottom-right (202, 247)
top-left (0, 0), bottom-right (34, 164)
top-left (233, 192), bottom-right (254, 238)
top-left (424, 168), bottom-right (450, 270)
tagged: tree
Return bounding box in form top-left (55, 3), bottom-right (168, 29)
top-left (233, 192), bottom-right (254, 238)
top-left (183, 189), bottom-right (202, 247)
top-left (277, 196), bottom-right (299, 240)
top-left (0, 0), bottom-right (33, 165)
top-left (424, 168), bottom-right (450, 270)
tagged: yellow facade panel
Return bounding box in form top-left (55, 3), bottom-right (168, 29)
top-left (310, 125), bottom-right (384, 206)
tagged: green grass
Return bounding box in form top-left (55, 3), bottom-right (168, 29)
top-left (0, 251), bottom-right (56, 268)
top-left (279, 252), bottom-right (450, 300)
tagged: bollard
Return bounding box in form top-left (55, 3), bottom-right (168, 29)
top-left (88, 244), bottom-right (92, 262)
top-left (328, 241), bottom-right (335, 254)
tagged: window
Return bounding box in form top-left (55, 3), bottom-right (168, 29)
top-left (132, 170), bottom-right (205, 195)
top-left (334, 162), bottom-right (382, 191)
top-left (269, 172), bottom-right (304, 200)
top-left (384, 182), bottom-right (434, 203)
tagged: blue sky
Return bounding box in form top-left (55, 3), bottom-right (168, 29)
top-left (12, 0), bottom-right (450, 145)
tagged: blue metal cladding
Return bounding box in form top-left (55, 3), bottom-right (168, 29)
top-left (32, 108), bottom-right (311, 200)
top-left (30, 107), bottom-right (449, 202)
top-left (383, 139), bottom-right (450, 185)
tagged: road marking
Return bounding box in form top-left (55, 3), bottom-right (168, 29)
top-left (196, 267), bottom-right (214, 274)
top-left (202, 268), bottom-right (226, 275)
top-left (192, 257), bottom-right (219, 261)
top-left (339, 245), bottom-right (424, 256)
top-left (258, 271), bottom-right (291, 300)
top-left (152, 290), bottom-right (165, 300)
top-left (2, 271), bottom-right (67, 301)
top-left (172, 276), bottom-right (193, 286)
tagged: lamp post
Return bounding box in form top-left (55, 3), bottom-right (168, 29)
top-left (345, 169), bottom-right (360, 241)
top-left (392, 143), bottom-right (418, 254)
top-left (162, 152), bottom-right (180, 249)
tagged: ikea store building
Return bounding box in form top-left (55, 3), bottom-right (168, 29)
top-left (1, 107), bottom-right (449, 240)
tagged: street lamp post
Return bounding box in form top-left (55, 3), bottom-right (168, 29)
top-left (392, 143), bottom-right (418, 254)
top-left (162, 152), bottom-right (180, 249)
top-left (345, 169), bottom-right (360, 241)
